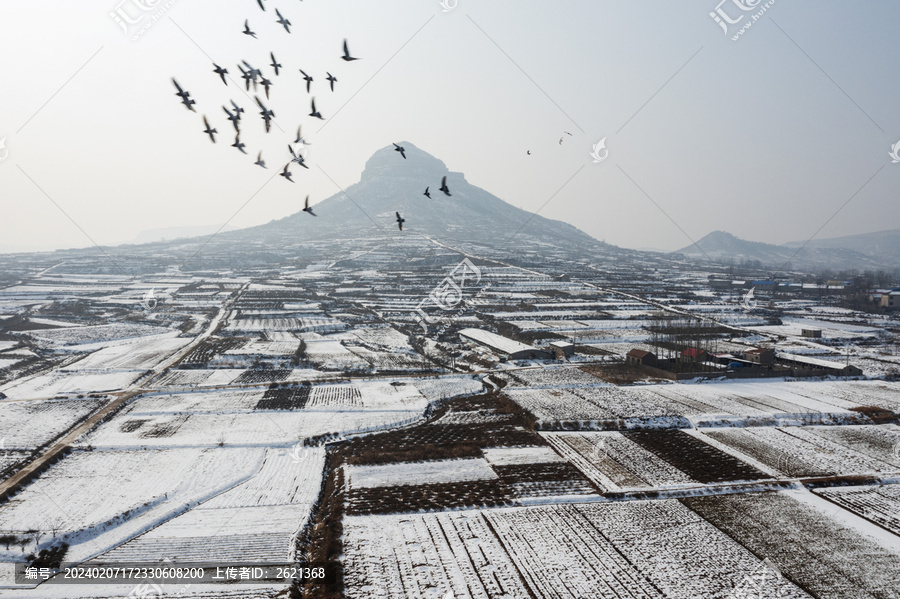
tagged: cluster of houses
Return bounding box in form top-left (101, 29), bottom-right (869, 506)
top-left (626, 346), bottom-right (862, 380)
top-left (709, 278), bottom-right (854, 296)
top-left (869, 288), bottom-right (900, 310)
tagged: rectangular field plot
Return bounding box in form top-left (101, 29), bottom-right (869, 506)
top-left (627, 380), bottom-right (900, 425)
top-left (0, 397), bottom-right (103, 449)
top-left (683, 490), bottom-right (900, 598)
top-left (0, 447), bottom-right (265, 564)
top-left (702, 425), bottom-right (900, 478)
top-left (81, 382), bottom-right (431, 448)
top-left (816, 484), bottom-right (900, 535)
top-left (347, 458), bottom-right (498, 489)
top-left (343, 511), bottom-right (533, 599)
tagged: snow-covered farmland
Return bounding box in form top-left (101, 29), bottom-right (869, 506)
top-left (684, 490), bottom-right (900, 598)
top-left (0, 447), bottom-right (264, 565)
top-left (79, 381), bottom-right (431, 448)
top-left (816, 483), bottom-right (900, 535)
top-left (344, 500), bottom-right (811, 599)
top-left (0, 397), bottom-right (104, 450)
top-left (343, 511), bottom-right (532, 599)
top-left (703, 425), bottom-right (900, 478)
top-left (347, 458), bottom-right (498, 489)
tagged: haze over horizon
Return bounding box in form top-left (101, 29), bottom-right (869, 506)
top-left (2, 1), bottom-right (899, 255)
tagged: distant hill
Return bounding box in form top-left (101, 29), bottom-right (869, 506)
top-left (675, 230), bottom-right (894, 271)
top-left (228, 142), bottom-right (599, 247)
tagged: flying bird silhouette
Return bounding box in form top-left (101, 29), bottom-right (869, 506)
top-left (256, 0), bottom-right (265, 10)
top-left (288, 145), bottom-right (309, 168)
top-left (423, 187), bottom-right (431, 199)
top-left (303, 195), bottom-right (316, 216)
top-left (299, 69), bottom-right (313, 92)
top-left (396, 212), bottom-right (405, 231)
top-left (309, 97), bottom-right (324, 120)
top-left (439, 176), bottom-right (451, 196)
top-left (237, 65), bottom-right (252, 91)
top-left (260, 77), bottom-right (273, 99)
top-left (326, 72), bottom-right (337, 91)
top-left (255, 151), bottom-right (267, 168)
top-left (393, 143), bottom-right (406, 159)
top-left (171, 78), bottom-right (196, 111)
top-left (212, 63), bottom-right (228, 85)
top-left (275, 9), bottom-right (291, 32)
top-left (223, 106), bottom-right (241, 131)
top-left (230, 99), bottom-right (245, 116)
top-left (232, 133), bottom-right (246, 154)
top-left (255, 95), bottom-right (275, 132)
top-left (243, 20), bottom-right (256, 38)
top-left (341, 39), bottom-right (359, 61)
top-left (280, 162), bottom-right (294, 182)
top-left (269, 52), bottom-right (282, 76)
top-left (202, 116), bottom-right (217, 142)
top-left (294, 125), bottom-right (310, 146)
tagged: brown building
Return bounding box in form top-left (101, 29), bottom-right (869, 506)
top-left (745, 348), bottom-right (775, 365)
top-left (626, 349), bottom-right (658, 368)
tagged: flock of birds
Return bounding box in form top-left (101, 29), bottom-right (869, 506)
top-left (170, 2), bottom-right (463, 232)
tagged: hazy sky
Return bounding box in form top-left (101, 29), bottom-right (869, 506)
top-left (1, 0), bottom-right (898, 254)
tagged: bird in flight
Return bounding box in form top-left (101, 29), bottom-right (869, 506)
top-left (423, 187), bottom-right (431, 199)
top-left (212, 63), bottom-right (228, 85)
top-left (299, 69), bottom-right (313, 93)
top-left (230, 99), bottom-right (245, 116)
top-left (202, 116), bottom-right (217, 142)
top-left (396, 212), bottom-right (405, 231)
top-left (243, 20), bottom-right (256, 38)
top-left (341, 39), bottom-right (359, 61)
top-left (275, 9), bottom-right (291, 33)
top-left (242, 61), bottom-right (261, 88)
top-left (309, 97), bottom-right (324, 120)
top-left (439, 176), bottom-right (451, 196)
top-left (280, 163), bottom-right (294, 182)
top-left (303, 195), bottom-right (317, 216)
top-left (255, 151), bottom-right (267, 168)
top-left (260, 77), bottom-right (273, 99)
top-left (171, 78), bottom-right (196, 111)
top-left (393, 143), bottom-right (406, 159)
top-left (326, 72), bottom-right (337, 92)
top-left (269, 52), bottom-right (282, 76)
top-left (255, 95), bottom-right (275, 132)
top-left (256, 0), bottom-right (265, 10)
top-left (294, 125), bottom-right (310, 146)
top-left (237, 65), bottom-right (252, 91)
top-left (223, 106), bottom-right (241, 131)
top-left (232, 133), bottom-right (246, 154)
top-left (288, 145), bottom-right (309, 168)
